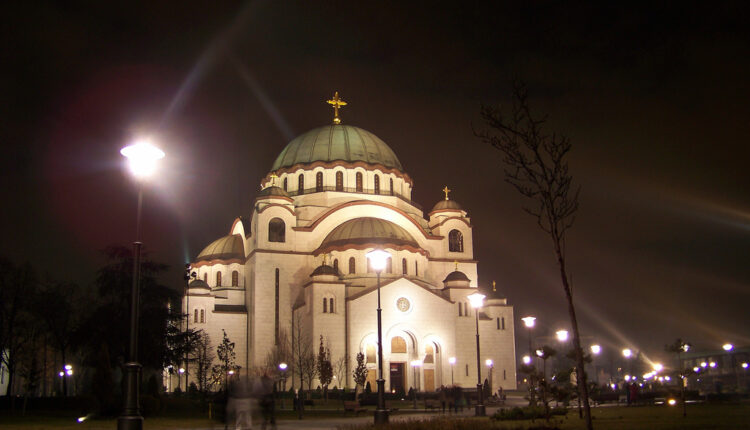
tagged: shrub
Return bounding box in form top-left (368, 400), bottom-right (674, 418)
top-left (491, 406), bottom-right (567, 421)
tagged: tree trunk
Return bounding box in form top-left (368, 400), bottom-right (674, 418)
top-left (556, 247), bottom-right (593, 430)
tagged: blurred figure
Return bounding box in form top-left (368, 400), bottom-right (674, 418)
top-left (259, 373), bottom-right (276, 430)
top-left (227, 375), bottom-right (254, 430)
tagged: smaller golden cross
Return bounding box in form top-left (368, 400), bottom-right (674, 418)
top-left (443, 186), bottom-right (451, 200)
top-left (492, 280), bottom-right (496, 292)
top-left (454, 260), bottom-right (459, 271)
top-left (270, 173), bottom-right (279, 186)
top-left (326, 91), bottom-right (347, 124)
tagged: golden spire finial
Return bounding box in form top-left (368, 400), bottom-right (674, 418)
top-left (443, 186), bottom-right (451, 200)
top-left (492, 280), bottom-right (496, 292)
top-left (270, 173), bottom-right (279, 186)
top-left (326, 91), bottom-right (348, 124)
top-left (322, 253), bottom-right (328, 266)
top-left (454, 260), bottom-right (459, 271)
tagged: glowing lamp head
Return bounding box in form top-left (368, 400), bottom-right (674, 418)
top-left (485, 359), bottom-right (493, 367)
top-left (668, 398), bottom-right (676, 406)
top-left (178, 367), bottom-right (185, 374)
top-left (723, 343), bottom-right (734, 351)
top-left (467, 292), bottom-right (486, 309)
top-left (65, 364), bottom-right (72, 370)
top-left (411, 359), bottom-right (422, 368)
top-left (590, 344), bottom-right (601, 355)
top-left (120, 139), bottom-right (165, 179)
top-left (59, 371), bottom-right (65, 377)
top-left (366, 249), bottom-right (390, 272)
top-left (624, 375), bottom-right (631, 381)
top-left (709, 361), bottom-right (716, 368)
top-left (653, 363), bottom-right (663, 372)
top-left (622, 348), bottom-right (633, 358)
top-left (279, 362), bottom-right (288, 371)
top-left (742, 362), bottom-right (748, 369)
top-left (66, 369), bottom-right (73, 376)
top-left (522, 355), bottom-right (531, 365)
top-left (228, 370), bottom-right (235, 375)
top-left (522, 316), bottom-right (536, 328)
top-left (449, 357), bottom-right (456, 365)
top-left (700, 362), bottom-right (707, 368)
top-left (535, 349), bottom-right (544, 357)
top-left (556, 330), bottom-right (569, 342)
top-left (693, 366), bottom-right (699, 372)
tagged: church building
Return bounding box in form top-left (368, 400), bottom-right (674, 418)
top-left (182, 93), bottom-right (517, 394)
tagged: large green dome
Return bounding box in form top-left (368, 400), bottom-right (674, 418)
top-left (271, 124), bottom-right (403, 171)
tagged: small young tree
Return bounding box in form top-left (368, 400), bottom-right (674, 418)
top-left (193, 331), bottom-right (214, 394)
top-left (212, 329), bottom-right (240, 393)
top-left (316, 335), bottom-right (333, 400)
top-left (476, 82), bottom-right (592, 430)
top-left (352, 352), bottom-right (368, 401)
top-left (332, 355), bottom-right (347, 389)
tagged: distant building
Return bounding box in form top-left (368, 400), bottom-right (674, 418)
top-left (683, 346), bottom-right (749, 393)
top-left (179, 94), bottom-right (516, 393)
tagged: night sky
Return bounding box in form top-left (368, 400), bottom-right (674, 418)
top-left (3, 1), bottom-right (749, 366)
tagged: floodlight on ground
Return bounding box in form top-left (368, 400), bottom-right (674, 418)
top-left (120, 138), bottom-right (165, 179)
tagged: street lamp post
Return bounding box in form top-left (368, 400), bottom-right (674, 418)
top-left (279, 363), bottom-right (288, 409)
top-left (449, 357), bottom-right (456, 385)
top-left (367, 249), bottom-right (390, 425)
top-left (486, 359), bottom-right (494, 395)
top-left (118, 139), bottom-right (165, 430)
top-left (521, 316), bottom-right (536, 404)
top-left (467, 292), bottom-right (486, 416)
top-left (411, 360), bottom-right (422, 409)
top-left (590, 345), bottom-right (601, 385)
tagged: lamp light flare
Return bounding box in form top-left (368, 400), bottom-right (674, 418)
top-left (178, 368), bottom-right (185, 374)
top-left (556, 330), bottom-right (568, 342)
top-left (120, 139), bottom-right (166, 179)
top-left (485, 359), bottom-right (493, 367)
top-left (709, 362), bottom-right (716, 368)
top-left (411, 359), bottom-right (422, 367)
top-left (590, 344), bottom-right (601, 355)
top-left (723, 343), bottom-right (734, 351)
top-left (279, 362), bottom-right (288, 370)
top-left (653, 363), bottom-right (663, 372)
top-left (366, 249), bottom-right (390, 272)
top-left (521, 316), bottom-right (536, 328)
top-left (668, 399), bottom-right (677, 406)
top-left (449, 357), bottom-right (456, 365)
top-left (700, 362), bottom-right (707, 368)
top-left (467, 292), bottom-right (486, 309)
top-left (742, 362), bottom-right (748, 369)
top-left (522, 355), bottom-right (531, 365)
top-left (622, 348), bottom-right (633, 358)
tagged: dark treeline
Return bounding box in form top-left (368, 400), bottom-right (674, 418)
top-left (0, 245), bottom-right (192, 414)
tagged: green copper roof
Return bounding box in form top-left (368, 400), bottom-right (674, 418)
top-left (196, 234), bottom-right (244, 262)
top-left (271, 124), bottom-right (403, 171)
top-left (318, 217), bottom-right (418, 250)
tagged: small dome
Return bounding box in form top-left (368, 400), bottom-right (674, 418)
top-left (271, 124), bottom-right (403, 171)
top-left (188, 279), bottom-right (210, 290)
top-left (443, 270), bottom-right (470, 283)
top-left (196, 234), bottom-right (244, 262)
top-left (431, 199), bottom-right (463, 213)
top-left (258, 185), bottom-right (290, 198)
top-left (310, 264), bottom-right (340, 277)
top-left (316, 217), bottom-right (420, 254)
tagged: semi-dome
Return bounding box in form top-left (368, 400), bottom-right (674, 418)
top-left (310, 264), bottom-right (340, 278)
top-left (271, 124), bottom-right (403, 171)
top-left (196, 234), bottom-right (244, 262)
top-left (431, 199), bottom-right (463, 213)
top-left (188, 279), bottom-right (210, 290)
top-left (443, 270), bottom-right (470, 283)
top-left (315, 217), bottom-right (421, 254)
top-left (257, 185), bottom-right (290, 198)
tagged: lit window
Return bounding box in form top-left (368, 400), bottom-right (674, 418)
top-left (391, 336), bottom-right (407, 353)
top-left (449, 230), bottom-right (464, 252)
top-left (269, 218), bottom-right (285, 242)
top-left (424, 345), bottom-right (434, 363)
top-left (366, 344), bottom-right (376, 363)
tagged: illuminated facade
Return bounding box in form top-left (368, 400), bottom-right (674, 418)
top-left (182, 97), bottom-right (516, 393)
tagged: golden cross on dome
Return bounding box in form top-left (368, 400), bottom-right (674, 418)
top-left (322, 253), bottom-right (328, 266)
top-left (492, 280), bottom-right (496, 292)
top-left (454, 260), bottom-right (459, 271)
top-left (326, 91), bottom-right (347, 124)
top-left (443, 186), bottom-right (451, 200)
top-left (270, 173), bottom-right (279, 186)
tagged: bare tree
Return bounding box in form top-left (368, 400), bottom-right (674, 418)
top-left (290, 312), bottom-right (316, 394)
top-left (476, 82), bottom-right (592, 429)
top-left (332, 355), bottom-right (348, 389)
top-left (264, 328), bottom-right (291, 374)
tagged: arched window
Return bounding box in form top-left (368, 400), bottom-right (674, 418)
top-left (200, 309), bottom-right (205, 323)
top-left (356, 172), bottom-right (363, 192)
top-left (458, 302), bottom-right (462, 316)
top-left (402, 258), bottom-right (407, 275)
top-left (194, 308), bottom-right (199, 323)
top-left (269, 218), bottom-right (285, 242)
top-left (390, 178), bottom-right (394, 196)
top-left (366, 344), bottom-right (376, 363)
top-left (316, 171), bottom-right (323, 192)
top-left (323, 297), bottom-right (328, 313)
top-left (335, 171), bottom-right (343, 191)
top-left (424, 344), bottom-right (434, 363)
top-left (333, 258), bottom-right (339, 273)
top-left (449, 230), bottom-right (464, 252)
top-left (349, 257), bottom-right (356, 274)
top-left (216, 272), bottom-right (222, 287)
top-left (374, 175), bottom-right (380, 194)
top-left (298, 173), bottom-right (305, 194)
top-left (283, 177), bottom-right (288, 191)
top-left (329, 297), bottom-right (334, 313)
top-left (386, 257), bottom-right (392, 273)
top-left (501, 316), bottom-right (506, 330)
top-left (232, 270), bottom-right (239, 287)
top-left (391, 336), bottom-right (407, 353)
top-left (415, 261), bottom-right (418, 276)
top-left (203, 272), bottom-right (207, 283)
